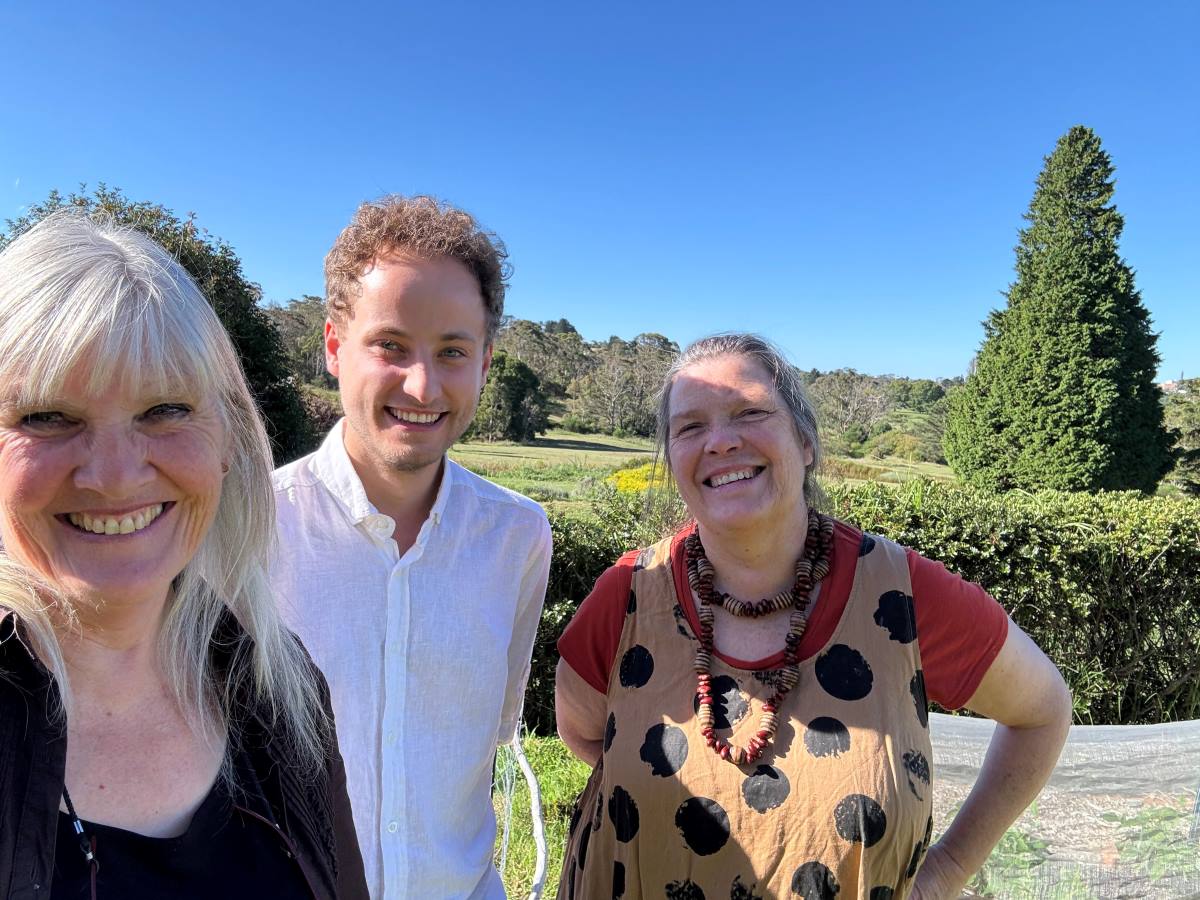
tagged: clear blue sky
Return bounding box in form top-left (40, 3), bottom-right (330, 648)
top-left (2, 1), bottom-right (1196, 380)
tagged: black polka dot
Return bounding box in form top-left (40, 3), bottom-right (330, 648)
top-left (592, 788), bottom-right (604, 829)
top-left (639, 723), bottom-right (689, 777)
top-left (923, 815), bottom-right (933, 848)
top-left (626, 588), bottom-right (637, 615)
top-left (834, 794), bottom-right (887, 848)
top-left (603, 713), bottom-right (617, 752)
top-left (869, 889), bottom-right (894, 900)
top-left (791, 861), bottom-right (839, 899)
top-left (905, 841), bottom-right (922, 878)
top-left (692, 673), bottom-right (748, 729)
top-left (859, 533), bottom-right (876, 556)
top-left (569, 800), bottom-right (583, 835)
top-left (618, 645), bottom-right (654, 688)
top-left (567, 860), bottom-right (577, 900)
top-left (742, 764), bottom-right (791, 813)
top-left (873, 590), bottom-right (917, 644)
top-left (903, 749), bottom-right (930, 801)
top-left (612, 861), bottom-right (625, 898)
top-left (675, 797), bottom-right (731, 856)
top-left (731, 875), bottom-right (765, 899)
top-left (803, 716), bottom-right (851, 758)
top-left (577, 814), bottom-right (593, 867)
top-left (665, 881), bottom-right (706, 900)
top-left (910, 670), bottom-right (929, 728)
top-left (815, 644), bottom-right (874, 701)
top-left (607, 786), bottom-right (640, 842)
top-left (673, 604), bottom-right (696, 640)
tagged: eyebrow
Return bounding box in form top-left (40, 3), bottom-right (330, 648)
top-left (369, 328), bottom-right (478, 342)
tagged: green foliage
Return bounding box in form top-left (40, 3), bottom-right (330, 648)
top-left (1100, 797), bottom-right (1200, 883)
top-left (3, 185), bottom-right (314, 463)
top-left (266, 295), bottom-right (335, 388)
top-left (1163, 380), bottom-right (1200, 495)
top-left (467, 350), bottom-right (550, 442)
top-left (945, 127), bottom-right (1174, 493)
top-left (492, 733), bottom-right (590, 899)
top-left (569, 333), bottom-right (677, 436)
top-left (824, 480), bottom-right (1200, 725)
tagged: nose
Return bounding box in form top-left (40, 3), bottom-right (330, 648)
top-left (704, 419), bottom-right (742, 455)
top-left (73, 425), bottom-right (156, 498)
top-left (402, 358), bottom-right (439, 406)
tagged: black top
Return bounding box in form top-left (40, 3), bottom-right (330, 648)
top-left (50, 766), bottom-right (312, 900)
top-left (0, 609), bottom-right (367, 900)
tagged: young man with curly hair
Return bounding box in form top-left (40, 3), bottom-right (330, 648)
top-left (272, 196), bottom-right (552, 898)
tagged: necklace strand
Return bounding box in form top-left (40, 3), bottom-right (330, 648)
top-left (685, 509), bottom-right (834, 765)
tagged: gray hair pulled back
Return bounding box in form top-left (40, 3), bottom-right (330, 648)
top-left (655, 333), bottom-right (823, 505)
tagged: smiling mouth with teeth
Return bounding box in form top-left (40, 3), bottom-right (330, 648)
top-left (65, 503), bottom-right (167, 535)
top-left (705, 467), bottom-right (762, 488)
top-left (386, 408), bottom-right (445, 425)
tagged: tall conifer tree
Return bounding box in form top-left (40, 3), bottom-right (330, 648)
top-left (945, 126), bottom-right (1173, 492)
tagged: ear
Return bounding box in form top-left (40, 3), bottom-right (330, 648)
top-left (803, 441), bottom-right (815, 468)
top-left (481, 343), bottom-right (494, 382)
top-left (324, 319), bottom-right (342, 378)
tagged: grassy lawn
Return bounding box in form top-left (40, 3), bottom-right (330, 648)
top-left (493, 734), bottom-right (590, 899)
top-left (450, 430), bottom-right (655, 512)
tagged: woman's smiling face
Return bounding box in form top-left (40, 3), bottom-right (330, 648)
top-left (0, 370), bottom-right (227, 608)
top-left (667, 354), bottom-right (813, 537)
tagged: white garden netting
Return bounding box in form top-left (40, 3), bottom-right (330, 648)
top-left (930, 713), bottom-right (1200, 899)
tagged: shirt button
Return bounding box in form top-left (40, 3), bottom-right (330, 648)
top-left (386, 731), bottom-right (397, 745)
top-left (387, 821), bottom-right (398, 834)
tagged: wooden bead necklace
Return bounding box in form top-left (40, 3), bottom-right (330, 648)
top-left (685, 509), bottom-right (834, 765)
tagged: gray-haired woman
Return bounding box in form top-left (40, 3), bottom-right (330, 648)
top-left (556, 333), bottom-right (1071, 899)
top-left (0, 214), bottom-right (366, 899)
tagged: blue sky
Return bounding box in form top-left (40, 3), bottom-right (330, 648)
top-left (2, 1), bottom-right (1196, 380)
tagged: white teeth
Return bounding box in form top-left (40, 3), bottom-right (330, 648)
top-left (68, 503), bottom-right (164, 536)
top-left (390, 409), bottom-right (441, 424)
top-left (710, 469), bottom-right (757, 487)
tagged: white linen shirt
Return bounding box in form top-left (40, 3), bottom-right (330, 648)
top-left (271, 421), bottom-right (552, 899)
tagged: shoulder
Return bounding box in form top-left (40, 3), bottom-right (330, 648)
top-left (272, 449), bottom-right (323, 495)
top-left (446, 460), bottom-right (549, 525)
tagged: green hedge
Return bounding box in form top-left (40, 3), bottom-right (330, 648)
top-left (524, 481), bottom-right (1200, 734)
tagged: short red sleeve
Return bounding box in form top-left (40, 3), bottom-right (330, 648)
top-left (909, 550), bottom-right (1010, 710)
top-left (557, 549), bottom-right (640, 693)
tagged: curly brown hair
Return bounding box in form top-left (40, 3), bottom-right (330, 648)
top-left (324, 195), bottom-right (508, 339)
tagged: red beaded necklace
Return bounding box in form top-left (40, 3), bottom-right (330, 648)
top-left (685, 509), bottom-right (835, 765)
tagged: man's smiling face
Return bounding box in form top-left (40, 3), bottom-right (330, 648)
top-left (325, 253), bottom-right (492, 478)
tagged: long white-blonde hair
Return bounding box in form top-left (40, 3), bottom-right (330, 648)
top-left (0, 212), bottom-right (327, 770)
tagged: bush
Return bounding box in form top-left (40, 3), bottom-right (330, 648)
top-left (526, 479), bottom-right (1200, 734)
top-left (823, 480), bottom-right (1200, 725)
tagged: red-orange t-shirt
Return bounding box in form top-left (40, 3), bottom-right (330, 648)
top-left (558, 520), bottom-right (1009, 710)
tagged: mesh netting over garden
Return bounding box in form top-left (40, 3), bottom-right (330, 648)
top-left (931, 713), bottom-right (1200, 898)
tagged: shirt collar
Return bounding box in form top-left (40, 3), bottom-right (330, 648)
top-left (311, 419), bottom-right (453, 527)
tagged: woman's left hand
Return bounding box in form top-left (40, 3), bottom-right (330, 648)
top-left (909, 842), bottom-right (971, 899)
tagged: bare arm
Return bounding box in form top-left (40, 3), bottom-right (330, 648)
top-left (913, 620), bottom-right (1073, 899)
top-left (555, 657), bottom-right (608, 766)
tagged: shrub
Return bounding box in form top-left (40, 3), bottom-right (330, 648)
top-left (526, 479), bottom-right (1200, 733)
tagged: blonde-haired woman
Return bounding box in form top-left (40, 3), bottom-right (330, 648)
top-left (0, 214), bottom-right (366, 899)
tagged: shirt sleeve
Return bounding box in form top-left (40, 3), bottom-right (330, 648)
top-left (909, 549), bottom-right (1010, 710)
top-left (497, 514), bottom-right (554, 744)
top-left (556, 550), bottom-right (640, 694)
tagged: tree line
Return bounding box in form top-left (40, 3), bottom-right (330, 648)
top-left (7, 124), bottom-right (1197, 496)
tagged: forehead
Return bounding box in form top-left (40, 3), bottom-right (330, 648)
top-left (353, 254), bottom-right (486, 335)
top-left (669, 355), bottom-right (776, 416)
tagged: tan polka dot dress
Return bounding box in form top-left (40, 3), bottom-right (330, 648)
top-left (559, 529), bottom-right (934, 900)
